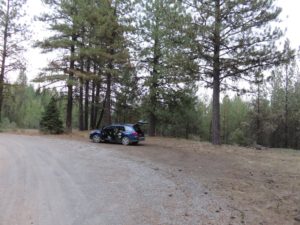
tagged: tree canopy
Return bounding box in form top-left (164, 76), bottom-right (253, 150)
top-left (1, 0), bottom-right (300, 150)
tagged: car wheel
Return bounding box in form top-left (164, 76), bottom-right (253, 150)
top-left (92, 134), bottom-right (101, 143)
top-left (122, 137), bottom-right (130, 145)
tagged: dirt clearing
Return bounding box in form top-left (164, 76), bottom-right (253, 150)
top-left (1, 131), bottom-right (300, 225)
top-left (82, 135), bottom-right (300, 225)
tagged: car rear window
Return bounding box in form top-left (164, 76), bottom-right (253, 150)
top-left (124, 125), bottom-right (144, 133)
top-left (133, 124), bottom-right (143, 133)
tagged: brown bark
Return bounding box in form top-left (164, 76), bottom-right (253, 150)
top-left (65, 34), bottom-right (76, 133)
top-left (0, 0), bottom-right (10, 122)
top-left (148, 16), bottom-right (160, 137)
top-left (84, 80), bottom-right (89, 130)
top-left (211, 0), bottom-right (221, 145)
top-left (84, 60), bottom-right (91, 130)
top-left (94, 80), bottom-right (101, 124)
top-left (96, 66), bottom-right (113, 129)
top-left (79, 78), bottom-right (84, 131)
top-left (148, 112), bottom-right (156, 136)
top-left (96, 96), bottom-right (107, 129)
top-left (212, 74), bottom-right (221, 145)
top-left (90, 80), bottom-right (96, 129)
top-left (148, 78), bottom-right (157, 136)
top-left (105, 73), bottom-right (112, 125)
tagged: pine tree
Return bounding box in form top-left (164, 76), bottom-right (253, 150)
top-left (88, 0), bottom-right (132, 128)
top-left (114, 66), bottom-right (140, 123)
top-left (136, 0), bottom-right (195, 136)
top-left (36, 0), bottom-right (85, 133)
top-left (290, 78), bottom-right (300, 149)
top-left (270, 40), bottom-right (297, 148)
top-left (0, 0), bottom-right (28, 122)
top-left (36, 0), bottom-right (133, 131)
top-left (40, 97), bottom-right (63, 134)
top-left (184, 0), bottom-right (288, 145)
top-left (221, 95), bottom-right (251, 145)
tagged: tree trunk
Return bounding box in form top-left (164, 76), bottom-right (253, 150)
top-left (148, 17), bottom-right (160, 137)
top-left (211, 0), bottom-right (221, 145)
top-left (66, 80), bottom-right (73, 133)
top-left (84, 80), bottom-right (89, 130)
top-left (79, 78), bottom-right (84, 131)
top-left (104, 72), bottom-right (112, 125)
top-left (65, 34), bottom-right (77, 133)
top-left (284, 64), bottom-right (289, 148)
top-left (84, 59), bottom-right (91, 130)
top-left (90, 80), bottom-right (95, 129)
top-left (96, 96), bottom-right (107, 129)
top-left (96, 68), bottom-right (113, 129)
top-left (94, 80), bottom-right (100, 124)
top-left (148, 112), bottom-right (156, 136)
top-left (0, 0), bottom-right (10, 122)
top-left (212, 74), bottom-right (221, 145)
top-left (0, 80), bottom-right (4, 122)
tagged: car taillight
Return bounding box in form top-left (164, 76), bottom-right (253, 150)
top-left (132, 132), bottom-right (138, 136)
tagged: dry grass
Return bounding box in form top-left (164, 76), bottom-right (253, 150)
top-left (123, 136), bottom-right (300, 224)
top-left (2, 129), bottom-right (40, 135)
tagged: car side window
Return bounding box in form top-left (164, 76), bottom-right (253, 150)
top-left (103, 126), bottom-right (114, 135)
top-left (125, 126), bottom-right (134, 132)
top-left (118, 126), bottom-right (125, 132)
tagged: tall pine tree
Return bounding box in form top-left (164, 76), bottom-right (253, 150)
top-left (0, 0), bottom-right (28, 122)
top-left (136, 0), bottom-right (196, 136)
top-left (36, 0), bottom-right (85, 133)
top-left (184, 0), bottom-right (288, 144)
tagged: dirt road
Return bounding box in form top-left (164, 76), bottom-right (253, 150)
top-left (0, 134), bottom-right (233, 225)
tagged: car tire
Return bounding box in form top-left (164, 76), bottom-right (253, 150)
top-left (122, 137), bottom-right (130, 145)
top-left (92, 134), bottom-right (101, 143)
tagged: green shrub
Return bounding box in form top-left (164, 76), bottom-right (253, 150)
top-left (0, 117), bottom-right (17, 131)
top-left (39, 97), bottom-right (63, 134)
top-left (229, 128), bottom-right (250, 146)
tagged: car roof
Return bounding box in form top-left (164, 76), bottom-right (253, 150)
top-left (106, 123), bottom-right (135, 127)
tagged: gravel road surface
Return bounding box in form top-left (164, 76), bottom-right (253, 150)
top-left (0, 134), bottom-right (231, 225)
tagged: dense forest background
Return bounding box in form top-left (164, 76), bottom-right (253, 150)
top-left (0, 0), bottom-right (300, 149)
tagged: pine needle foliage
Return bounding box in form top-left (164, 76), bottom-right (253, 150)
top-left (40, 97), bottom-right (64, 134)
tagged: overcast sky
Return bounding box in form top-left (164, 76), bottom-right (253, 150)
top-left (18, 0), bottom-right (300, 83)
top-left (277, 0), bottom-right (300, 48)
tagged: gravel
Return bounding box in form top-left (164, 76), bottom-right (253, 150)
top-left (0, 134), bottom-right (231, 225)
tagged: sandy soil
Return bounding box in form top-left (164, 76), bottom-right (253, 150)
top-left (1, 131), bottom-right (300, 225)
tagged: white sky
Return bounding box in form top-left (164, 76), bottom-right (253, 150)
top-left (277, 0), bottom-right (300, 48)
top-left (22, 0), bottom-right (49, 83)
top-left (14, 0), bottom-right (300, 83)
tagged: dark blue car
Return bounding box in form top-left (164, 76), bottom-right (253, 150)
top-left (90, 123), bottom-right (145, 145)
